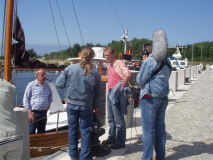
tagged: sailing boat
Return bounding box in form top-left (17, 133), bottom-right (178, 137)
top-left (2, 0), bottom-right (74, 158)
top-left (2, 1), bottom-right (111, 158)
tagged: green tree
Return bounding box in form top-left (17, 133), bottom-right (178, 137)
top-left (72, 43), bottom-right (81, 57)
top-left (27, 48), bottom-right (37, 58)
top-left (130, 38), bottom-right (152, 59)
top-left (108, 40), bottom-right (123, 58)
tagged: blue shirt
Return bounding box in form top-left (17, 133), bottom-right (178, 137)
top-left (23, 80), bottom-right (53, 110)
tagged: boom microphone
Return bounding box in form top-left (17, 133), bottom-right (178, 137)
top-left (152, 30), bottom-right (168, 61)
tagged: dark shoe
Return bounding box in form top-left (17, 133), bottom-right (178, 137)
top-left (110, 143), bottom-right (125, 149)
top-left (101, 140), bottom-right (115, 146)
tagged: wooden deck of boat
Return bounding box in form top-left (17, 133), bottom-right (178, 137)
top-left (13, 67), bottom-right (66, 72)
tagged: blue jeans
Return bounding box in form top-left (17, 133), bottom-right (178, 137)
top-left (140, 97), bottom-right (168, 160)
top-left (29, 111), bottom-right (47, 134)
top-left (107, 91), bottom-right (126, 145)
top-left (66, 106), bottom-right (93, 160)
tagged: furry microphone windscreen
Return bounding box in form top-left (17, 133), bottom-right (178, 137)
top-left (152, 30), bottom-right (168, 61)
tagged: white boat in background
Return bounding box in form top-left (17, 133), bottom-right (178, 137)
top-left (67, 47), bottom-right (108, 77)
top-left (210, 65), bottom-right (213, 71)
top-left (169, 44), bottom-right (189, 70)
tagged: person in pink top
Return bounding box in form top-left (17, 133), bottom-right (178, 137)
top-left (102, 47), bottom-right (131, 149)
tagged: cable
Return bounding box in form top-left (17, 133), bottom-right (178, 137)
top-left (55, 0), bottom-right (73, 57)
top-left (48, 0), bottom-right (61, 51)
top-left (70, 0), bottom-right (84, 45)
top-left (1, 0), bottom-right (7, 66)
top-left (168, 88), bottom-right (175, 98)
top-left (134, 107), bottom-right (141, 139)
top-left (108, 0), bottom-right (125, 33)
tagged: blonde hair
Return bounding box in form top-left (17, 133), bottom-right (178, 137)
top-left (104, 47), bottom-right (114, 54)
top-left (80, 47), bottom-right (95, 75)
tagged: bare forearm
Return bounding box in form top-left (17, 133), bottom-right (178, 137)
top-left (121, 72), bottom-right (131, 87)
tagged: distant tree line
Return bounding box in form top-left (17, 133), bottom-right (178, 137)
top-left (26, 39), bottom-right (213, 62)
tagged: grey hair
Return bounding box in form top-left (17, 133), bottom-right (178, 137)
top-left (35, 69), bottom-right (45, 78)
top-left (152, 29), bottom-right (168, 61)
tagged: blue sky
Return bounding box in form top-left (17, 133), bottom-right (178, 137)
top-left (0, 0), bottom-right (213, 56)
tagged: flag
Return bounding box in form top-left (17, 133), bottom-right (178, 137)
top-left (126, 46), bottom-right (131, 55)
top-left (13, 15), bottom-right (25, 48)
top-left (12, 15), bottom-right (30, 68)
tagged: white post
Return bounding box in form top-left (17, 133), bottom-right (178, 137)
top-left (14, 107), bottom-right (30, 160)
top-left (206, 65), bottom-right (210, 71)
top-left (169, 71), bottom-right (178, 92)
top-left (177, 69), bottom-right (186, 85)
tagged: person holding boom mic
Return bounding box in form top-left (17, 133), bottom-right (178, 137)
top-left (140, 43), bottom-right (153, 61)
top-left (136, 30), bottom-right (172, 160)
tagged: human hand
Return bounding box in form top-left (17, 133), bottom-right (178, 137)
top-left (28, 110), bottom-right (35, 122)
top-left (143, 55), bottom-right (148, 61)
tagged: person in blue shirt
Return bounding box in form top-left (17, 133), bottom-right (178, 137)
top-left (56, 47), bottom-right (102, 160)
top-left (136, 32), bottom-right (172, 160)
top-left (23, 69), bottom-right (53, 134)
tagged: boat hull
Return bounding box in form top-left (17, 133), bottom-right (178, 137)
top-left (30, 130), bottom-right (69, 157)
top-left (30, 129), bottom-right (81, 157)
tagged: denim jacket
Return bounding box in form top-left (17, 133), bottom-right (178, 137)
top-left (136, 56), bottom-right (172, 99)
top-left (109, 80), bottom-right (131, 115)
top-left (55, 63), bottom-right (102, 109)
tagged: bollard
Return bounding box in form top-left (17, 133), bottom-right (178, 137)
top-left (169, 71), bottom-right (178, 92)
top-left (177, 69), bottom-right (186, 85)
top-left (206, 65), bottom-right (210, 72)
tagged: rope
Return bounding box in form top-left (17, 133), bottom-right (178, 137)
top-left (108, 0), bottom-right (125, 33)
top-left (48, 0), bottom-right (61, 51)
top-left (70, 0), bottom-right (84, 45)
top-left (55, 0), bottom-right (73, 57)
top-left (30, 144), bottom-right (69, 151)
top-left (29, 109), bottom-right (65, 124)
top-left (134, 107), bottom-right (141, 139)
top-left (1, 0), bottom-right (7, 67)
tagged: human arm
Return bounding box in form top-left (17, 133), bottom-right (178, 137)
top-left (47, 87), bottom-right (53, 111)
top-left (47, 87), bottom-right (53, 110)
top-left (55, 69), bottom-right (68, 89)
top-left (115, 60), bottom-right (131, 87)
top-left (142, 55), bottom-right (148, 61)
top-left (47, 104), bottom-right (51, 111)
top-left (121, 71), bottom-right (131, 87)
top-left (136, 58), bottom-right (153, 86)
top-left (23, 83), bottom-right (35, 121)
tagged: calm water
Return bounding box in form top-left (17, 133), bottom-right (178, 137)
top-left (10, 70), bottom-right (65, 105)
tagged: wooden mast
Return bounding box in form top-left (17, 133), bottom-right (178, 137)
top-left (4, 0), bottom-right (14, 82)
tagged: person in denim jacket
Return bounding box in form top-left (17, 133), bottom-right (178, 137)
top-left (102, 47), bottom-right (131, 149)
top-left (137, 30), bottom-right (172, 160)
top-left (56, 48), bottom-right (101, 160)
